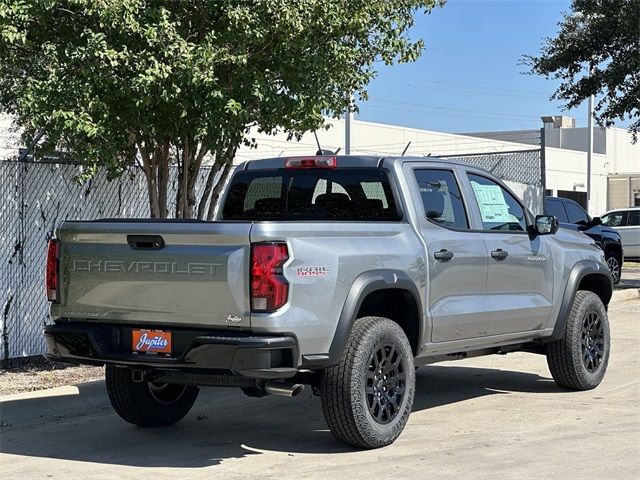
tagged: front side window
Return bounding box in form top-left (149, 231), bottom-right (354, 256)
top-left (601, 211), bottom-right (627, 227)
top-left (414, 169), bottom-right (468, 229)
top-left (467, 173), bottom-right (527, 232)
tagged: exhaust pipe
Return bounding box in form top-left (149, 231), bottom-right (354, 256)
top-left (264, 381), bottom-right (305, 397)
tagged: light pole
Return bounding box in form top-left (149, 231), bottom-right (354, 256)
top-left (587, 93), bottom-right (594, 214)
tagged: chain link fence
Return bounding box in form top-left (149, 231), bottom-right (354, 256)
top-left (438, 149), bottom-right (544, 214)
top-left (0, 160), bottom-right (217, 362)
top-left (438, 149), bottom-right (543, 186)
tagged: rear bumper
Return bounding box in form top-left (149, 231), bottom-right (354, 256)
top-left (44, 322), bottom-right (299, 379)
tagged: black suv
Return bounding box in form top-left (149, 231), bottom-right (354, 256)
top-left (546, 196), bottom-right (623, 283)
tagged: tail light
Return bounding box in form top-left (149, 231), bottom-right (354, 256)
top-left (46, 239), bottom-right (60, 302)
top-left (251, 242), bottom-right (289, 312)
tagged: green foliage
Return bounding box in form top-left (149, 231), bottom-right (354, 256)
top-left (0, 0), bottom-right (443, 217)
top-left (526, 0), bottom-right (640, 140)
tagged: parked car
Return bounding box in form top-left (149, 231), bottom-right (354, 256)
top-left (600, 207), bottom-right (640, 262)
top-left (546, 196), bottom-right (623, 283)
top-left (44, 155), bottom-right (613, 449)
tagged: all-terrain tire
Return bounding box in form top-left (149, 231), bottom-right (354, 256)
top-left (105, 365), bottom-right (199, 427)
top-left (320, 316), bottom-right (415, 449)
top-left (546, 290), bottom-right (610, 390)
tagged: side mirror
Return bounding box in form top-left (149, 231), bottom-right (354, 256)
top-left (591, 216), bottom-right (602, 226)
top-left (535, 215), bottom-right (559, 235)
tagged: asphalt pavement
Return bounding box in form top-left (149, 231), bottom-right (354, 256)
top-left (1, 299), bottom-right (639, 480)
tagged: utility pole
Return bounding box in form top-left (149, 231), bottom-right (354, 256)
top-left (587, 94), bottom-right (594, 214)
top-left (586, 63), bottom-right (595, 215)
top-left (345, 94), bottom-right (353, 155)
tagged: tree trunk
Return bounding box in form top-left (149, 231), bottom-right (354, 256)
top-left (185, 142), bottom-right (208, 219)
top-left (206, 161), bottom-right (232, 221)
top-left (138, 137), bottom-right (237, 221)
top-left (139, 144), bottom-right (160, 218)
top-left (197, 155), bottom-right (222, 220)
top-left (176, 137), bottom-right (191, 218)
top-left (157, 139), bottom-right (170, 219)
top-left (205, 145), bottom-right (237, 220)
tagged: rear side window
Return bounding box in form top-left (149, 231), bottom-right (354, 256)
top-left (414, 169), bottom-right (468, 229)
top-left (627, 210), bottom-right (640, 226)
top-left (547, 199), bottom-right (568, 223)
top-left (222, 168), bottom-right (401, 221)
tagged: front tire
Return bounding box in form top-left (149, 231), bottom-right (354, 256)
top-left (320, 316), bottom-right (415, 449)
top-left (546, 290), bottom-right (610, 390)
top-left (105, 365), bottom-right (199, 427)
top-left (605, 250), bottom-right (621, 284)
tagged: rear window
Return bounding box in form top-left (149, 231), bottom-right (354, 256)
top-left (221, 168), bottom-right (401, 221)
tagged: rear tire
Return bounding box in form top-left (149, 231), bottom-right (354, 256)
top-left (546, 291), bottom-right (610, 390)
top-left (320, 316), bottom-right (415, 449)
top-left (105, 365), bottom-right (199, 427)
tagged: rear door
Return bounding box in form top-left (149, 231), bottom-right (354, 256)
top-left (463, 171), bottom-right (554, 334)
top-left (618, 210), bottom-right (640, 258)
top-left (404, 164), bottom-right (490, 343)
top-left (54, 221), bottom-right (252, 328)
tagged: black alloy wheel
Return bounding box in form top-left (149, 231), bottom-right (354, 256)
top-left (581, 310), bottom-right (605, 373)
top-left (606, 254), bottom-right (621, 284)
top-left (365, 343), bottom-right (407, 424)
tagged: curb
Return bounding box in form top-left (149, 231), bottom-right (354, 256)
top-left (0, 380), bottom-right (108, 429)
top-left (611, 288), bottom-right (640, 303)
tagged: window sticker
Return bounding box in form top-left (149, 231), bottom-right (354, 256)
top-left (470, 181), bottom-right (513, 223)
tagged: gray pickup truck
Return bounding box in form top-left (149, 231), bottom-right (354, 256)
top-left (44, 155), bottom-right (613, 448)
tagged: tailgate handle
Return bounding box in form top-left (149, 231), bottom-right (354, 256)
top-left (127, 235), bottom-right (164, 250)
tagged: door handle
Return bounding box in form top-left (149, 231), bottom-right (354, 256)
top-left (127, 235), bottom-right (164, 250)
top-left (491, 249), bottom-right (509, 260)
top-left (434, 249), bottom-right (454, 262)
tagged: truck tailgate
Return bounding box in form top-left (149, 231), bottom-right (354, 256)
top-left (52, 221), bottom-right (252, 328)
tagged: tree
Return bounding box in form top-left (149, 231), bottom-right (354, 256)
top-left (0, 0), bottom-right (443, 218)
top-left (525, 0), bottom-right (640, 141)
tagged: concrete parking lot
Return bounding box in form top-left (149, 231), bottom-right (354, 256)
top-left (1, 299), bottom-right (639, 480)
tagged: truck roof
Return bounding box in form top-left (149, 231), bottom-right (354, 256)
top-left (242, 155), bottom-right (477, 171)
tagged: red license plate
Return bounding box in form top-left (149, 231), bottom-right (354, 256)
top-left (132, 329), bottom-right (172, 355)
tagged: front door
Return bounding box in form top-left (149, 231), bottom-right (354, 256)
top-left (465, 172), bottom-right (554, 334)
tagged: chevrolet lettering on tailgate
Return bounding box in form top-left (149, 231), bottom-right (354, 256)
top-left (72, 260), bottom-right (221, 275)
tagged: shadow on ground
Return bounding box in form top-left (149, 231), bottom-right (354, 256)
top-left (0, 364), bottom-right (561, 468)
top-left (617, 278), bottom-right (640, 290)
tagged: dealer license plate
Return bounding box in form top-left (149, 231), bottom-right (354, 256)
top-left (132, 329), bottom-right (172, 355)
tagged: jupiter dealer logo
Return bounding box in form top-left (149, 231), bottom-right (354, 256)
top-left (135, 333), bottom-right (168, 352)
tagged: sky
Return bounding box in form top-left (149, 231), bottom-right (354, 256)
top-left (356, 0), bottom-right (605, 134)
